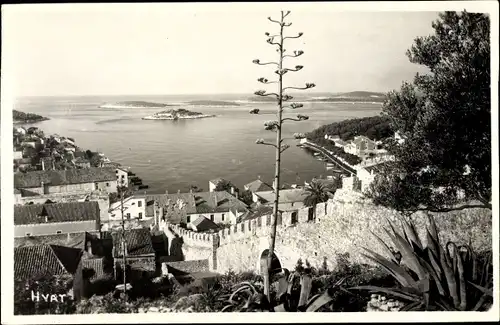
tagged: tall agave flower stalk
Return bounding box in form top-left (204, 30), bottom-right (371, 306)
top-left (251, 10), bottom-right (316, 299)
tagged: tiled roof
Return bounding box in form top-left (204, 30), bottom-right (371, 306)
top-left (193, 191), bottom-right (248, 214)
top-left (255, 189), bottom-right (308, 204)
top-left (14, 167), bottom-right (116, 188)
top-left (238, 205), bottom-right (274, 223)
top-left (244, 179), bottom-right (273, 193)
top-left (143, 193), bottom-right (198, 220)
top-left (14, 244), bottom-right (83, 280)
top-left (14, 231), bottom-right (105, 254)
top-left (83, 257), bottom-right (109, 281)
top-left (111, 228), bottom-right (155, 258)
top-left (14, 201), bottom-right (100, 225)
top-left (190, 215), bottom-right (219, 232)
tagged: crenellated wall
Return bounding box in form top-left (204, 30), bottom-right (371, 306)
top-left (162, 223), bottom-right (219, 270)
top-left (165, 189), bottom-right (492, 274)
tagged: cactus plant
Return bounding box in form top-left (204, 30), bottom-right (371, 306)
top-left (220, 268), bottom-right (346, 312)
top-left (351, 214), bottom-right (493, 311)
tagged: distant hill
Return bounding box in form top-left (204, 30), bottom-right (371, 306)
top-left (309, 91), bottom-right (387, 103)
top-left (13, 110), bottom-right (49, 124)
top-left (188, 100), bottom-right (240, 106)
top-left (99, 101), bottom-right (173, 108)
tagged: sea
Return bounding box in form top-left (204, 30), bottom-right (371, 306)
top-left (11, 94), bottom-right (382, 194)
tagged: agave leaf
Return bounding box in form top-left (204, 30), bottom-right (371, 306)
top-left (399, 301), bottom-right (423, 311)
top-left (273, 303), bottom-right (287, 312)
top-left (468, 281), bottom-right (493, 296)
top-left (390, 230), bottom-right (428, 281)
top-left (455, 249), bottom-right (467, 311)
top-left (370, 230), bottom-right (397, 261)
top-left (427, 249), bottom-right (443, 282)
top-left (276, 276), bottom-right (288, 299)
top-left (298, 275), bottom-right (312, 308)
top-left (305, 288), bottom-right (334, 312)
top-left (287, 272), bottom-right (295, 295)
top-left (439, 244), bottom-right (460, 308)
top-left (235, 281), bottom-right (258, 294)
top-left (426, 213), bottom-right (440, 244)
top-left (426, 229), bottom-right (440, 258)
top-left (401, 217), bottom-right (423, 251)
top-left (415, 254), bottom-right (445, 296)
top-left (221, 305), bottom-right (234, 312)
top-left (361, 249), bottom-right (418, 289)
top-left (229, 287), bottom-right (252, 305)
top-left (350, 285), bottom-right (421, 302)
top-left (435, 298), bottom-right (456, 311)
top-left (472, 294), bottom-right (490, 311)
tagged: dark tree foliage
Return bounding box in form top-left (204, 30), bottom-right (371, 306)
top-left (306, 115), bottom-right (393, 142)
top-left (13, 110), bottom-right (49, 122)
top-left (368, 11), bottom-right (491, 213)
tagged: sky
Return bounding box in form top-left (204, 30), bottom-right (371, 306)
top-left (4, 3), bottom-right (442, 97)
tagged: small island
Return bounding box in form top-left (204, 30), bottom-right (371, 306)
top-left (13, 110), bottom-right (50, 124)
top-left (99, 101), bottom-right (174, 109)
top-left (187, 100), bottom-right (240, 106)
top-left (142, 108), bottom-right (216, 120)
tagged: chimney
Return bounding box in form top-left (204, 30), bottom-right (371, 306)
top-left (214, 193), bottom-right (218, 206)
top-left (86, 240), bottom-right (93, 255)
top-left (257, 175), bottom-right (261, 180)
top-left (177, 189), bottom-right (181, 194)
top-left (165, 190), bottom-right (168, 195)
top-left (41, 159), bottom-right (46, 171)
top-left (45, 215), bottom-right (49, 223)
top-left (190, 188), bottom-right (193, 194)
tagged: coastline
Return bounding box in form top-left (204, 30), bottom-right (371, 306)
top-left (142, 114), bottom-right (216, 120)
top-left (13, 118), bottom-right (50, 125)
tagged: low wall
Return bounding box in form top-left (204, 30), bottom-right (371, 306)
top-left (164, 260), bottom-right (209, 275)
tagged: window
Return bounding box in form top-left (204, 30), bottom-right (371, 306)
top-left (308, 207), bottom-right (314, 222)
top-left (187, 216), bottom-right (191, 223)
top-left (210, 215), bottom-right (214, 221)
top-left (106, 182), bottom-right (110, 187)
top-left (138, 201), bottom-right (142, 207)
top-left (291, 212), bottom-right (298, 225)
top-left (56, 230), bottom-right (62, 234)
top-left (139, 213), bottom-right (143, 219)
top-left (94, 182), bottom-right (99, 189)
top-left (221, 214), bottom-right (225, 221)
top-left (126, 213), bottom-right (131, 219)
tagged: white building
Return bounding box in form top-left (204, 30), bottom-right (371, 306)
top-left (108, 196), bottom-right (147, 224)
top-left (115, 167), bottom-right (129, 187)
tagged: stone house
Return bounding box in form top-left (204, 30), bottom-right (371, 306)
top-left (14, 167), bottom-right (118, 195)
top-left (111, 228), bottom-right (157, 280)
top-left (14, 201), bottom-right (101, 237)
top-left (115, 167), bottom-right (129, 187)
top-left (343, 135), bottom-right (377, 159)
top-left (355, 161), bottom-right (390, 193)
top-left (244, 179), bottom-right (273, 194)
top-left (208, 178), bottom-right (229, 192)
top-left (189, 191), bottom-right (248, 224)
top-left (253, 188), bottom-right (308, 212)
top-left (108, 196), bottom-right (147, 225)
top-left (188, 215), bottom-right (220, 232)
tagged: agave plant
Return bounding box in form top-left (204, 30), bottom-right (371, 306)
top-left (220, 268), bottom-right (346, 312)
top-left (351, 214), bottom-right (493, 311)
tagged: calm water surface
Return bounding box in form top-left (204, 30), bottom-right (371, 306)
top-left (13, 94), bottom-right (382, 193)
